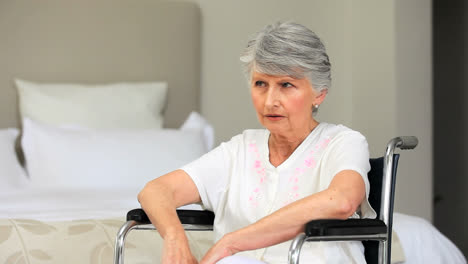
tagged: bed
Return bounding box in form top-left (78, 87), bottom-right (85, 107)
top-left (0, 1), bottom-right (209, 263)
top-left (0, 1), bottom-right (466, 263)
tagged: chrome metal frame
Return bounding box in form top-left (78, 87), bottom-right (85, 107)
top-left (288, 136), bottom-right (418, 264)
top-left (114, 221), bottom-right (213, 264)
top-left (288, 233), bottom-right (388, 264)
top-left (114, 220), bottom-right (139, 264)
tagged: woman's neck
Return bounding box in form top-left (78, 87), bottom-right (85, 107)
top-left (268, 120), bottom-right (319, 166)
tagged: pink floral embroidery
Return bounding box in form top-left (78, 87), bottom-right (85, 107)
top-left (304, 158), bottom-right (316, 168)
top-left (283, 136), bottom-right (332, 206)
top-left (248, 142), bottom-right (266, 207)
top-left (254, 160), bottom-right (261, 169)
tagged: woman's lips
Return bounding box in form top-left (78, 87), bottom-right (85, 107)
top-left (265, 114), bottom-right (285, 121)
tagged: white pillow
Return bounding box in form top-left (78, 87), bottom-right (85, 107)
top-left (16, 79), bottom-right (168, 129)
top-left (180, 111), bottom-right (215, 151)
top-left (0, 128), bottom-right (29, 190)
top-left (22, 118), bottom-right (207, 189)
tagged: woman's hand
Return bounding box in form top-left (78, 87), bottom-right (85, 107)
top-left (199, 233), bottom-right (239, 264)
top-left (138, 170), bottom-right (203, 264)
top-left (162, 235), bottom-right (199, 264)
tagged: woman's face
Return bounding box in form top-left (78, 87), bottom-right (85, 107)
top-left (250, 71), bottom-right (326, 136)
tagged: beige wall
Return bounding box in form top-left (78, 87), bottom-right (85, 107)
top-left (191, 0), bottom-right (353, 138)
top-left (187, 0), bottom-right (433, 221)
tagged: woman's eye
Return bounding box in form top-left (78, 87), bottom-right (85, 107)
top-left (255, 81), bottom-right (266, 87)
top-left (282, 82), bottom-right (293, 88)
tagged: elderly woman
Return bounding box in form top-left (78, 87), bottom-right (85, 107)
top-left (138, 21), bottom-right (376, 264)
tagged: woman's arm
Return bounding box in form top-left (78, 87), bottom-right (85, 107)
top-left (138, 169), bottom-right (202, 264)
top-left (200, 170), bottom-right (366, 264)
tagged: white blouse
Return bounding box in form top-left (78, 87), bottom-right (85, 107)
top-left (181, 123), bottom-right (376, 264)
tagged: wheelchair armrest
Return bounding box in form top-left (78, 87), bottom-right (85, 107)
top-left (305, 218), bottom-right (387, 237)
top-left (127, 208), bottom-right (151, 223)
top-left (126, 208), bottom-right (215, 225)
top-left (177, 210), bottom-right (215, 225)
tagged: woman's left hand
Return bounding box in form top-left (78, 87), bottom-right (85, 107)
top-left (199, 233), bottom-right (239, 264)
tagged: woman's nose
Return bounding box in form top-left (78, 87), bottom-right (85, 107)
top-left (265, 88), bottom-right (280, 107)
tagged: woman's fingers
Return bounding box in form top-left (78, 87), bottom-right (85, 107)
top-left (161, 239), bottom-right (198, 264)
top-left (200, 237), bottom-right (236, 264)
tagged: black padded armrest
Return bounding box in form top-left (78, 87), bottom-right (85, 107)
top-left (177, 209), bottom-right (215, 225)
top-left (305, 219), bottom-right (387, 237)
top-left (127, 208), bottom-right (151, 223)
top-left (126, 208), bottom-right (215, 226)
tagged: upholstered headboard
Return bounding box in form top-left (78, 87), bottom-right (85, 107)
top-left (0, 0), bottom-right (200, 129)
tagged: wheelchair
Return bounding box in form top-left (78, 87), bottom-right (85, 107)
top-left (114, 136), bottom-right (418, 264)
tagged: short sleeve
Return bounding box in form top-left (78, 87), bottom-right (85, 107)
top-left (320, 130), bottom-right (376, 219)
top-left (180, 138), bottom-right (236, 212)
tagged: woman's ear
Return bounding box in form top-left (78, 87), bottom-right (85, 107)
top-left (314, 88), bottom-right (328, 105)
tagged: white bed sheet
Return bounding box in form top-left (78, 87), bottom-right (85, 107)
top-left (393, 213), bottom-right (466, 264)
top-left (0, 186), bottom-right (202, 221)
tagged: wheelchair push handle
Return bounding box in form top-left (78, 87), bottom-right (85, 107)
top-left (387, 136), bottom-right (418, 151)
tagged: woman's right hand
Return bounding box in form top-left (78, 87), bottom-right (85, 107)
top-left (162, 235), bottom-right (199, 264)
top-left (138, 170), bottom-right (203, 264)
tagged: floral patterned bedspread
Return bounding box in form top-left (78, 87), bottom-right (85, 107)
top-left (0, 218), bottom-right (213, 264)
top-left (0, 218), bottom-right (405, 263)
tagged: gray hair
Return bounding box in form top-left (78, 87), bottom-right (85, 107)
top-left (240, 21), bottom-right (331, 92)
